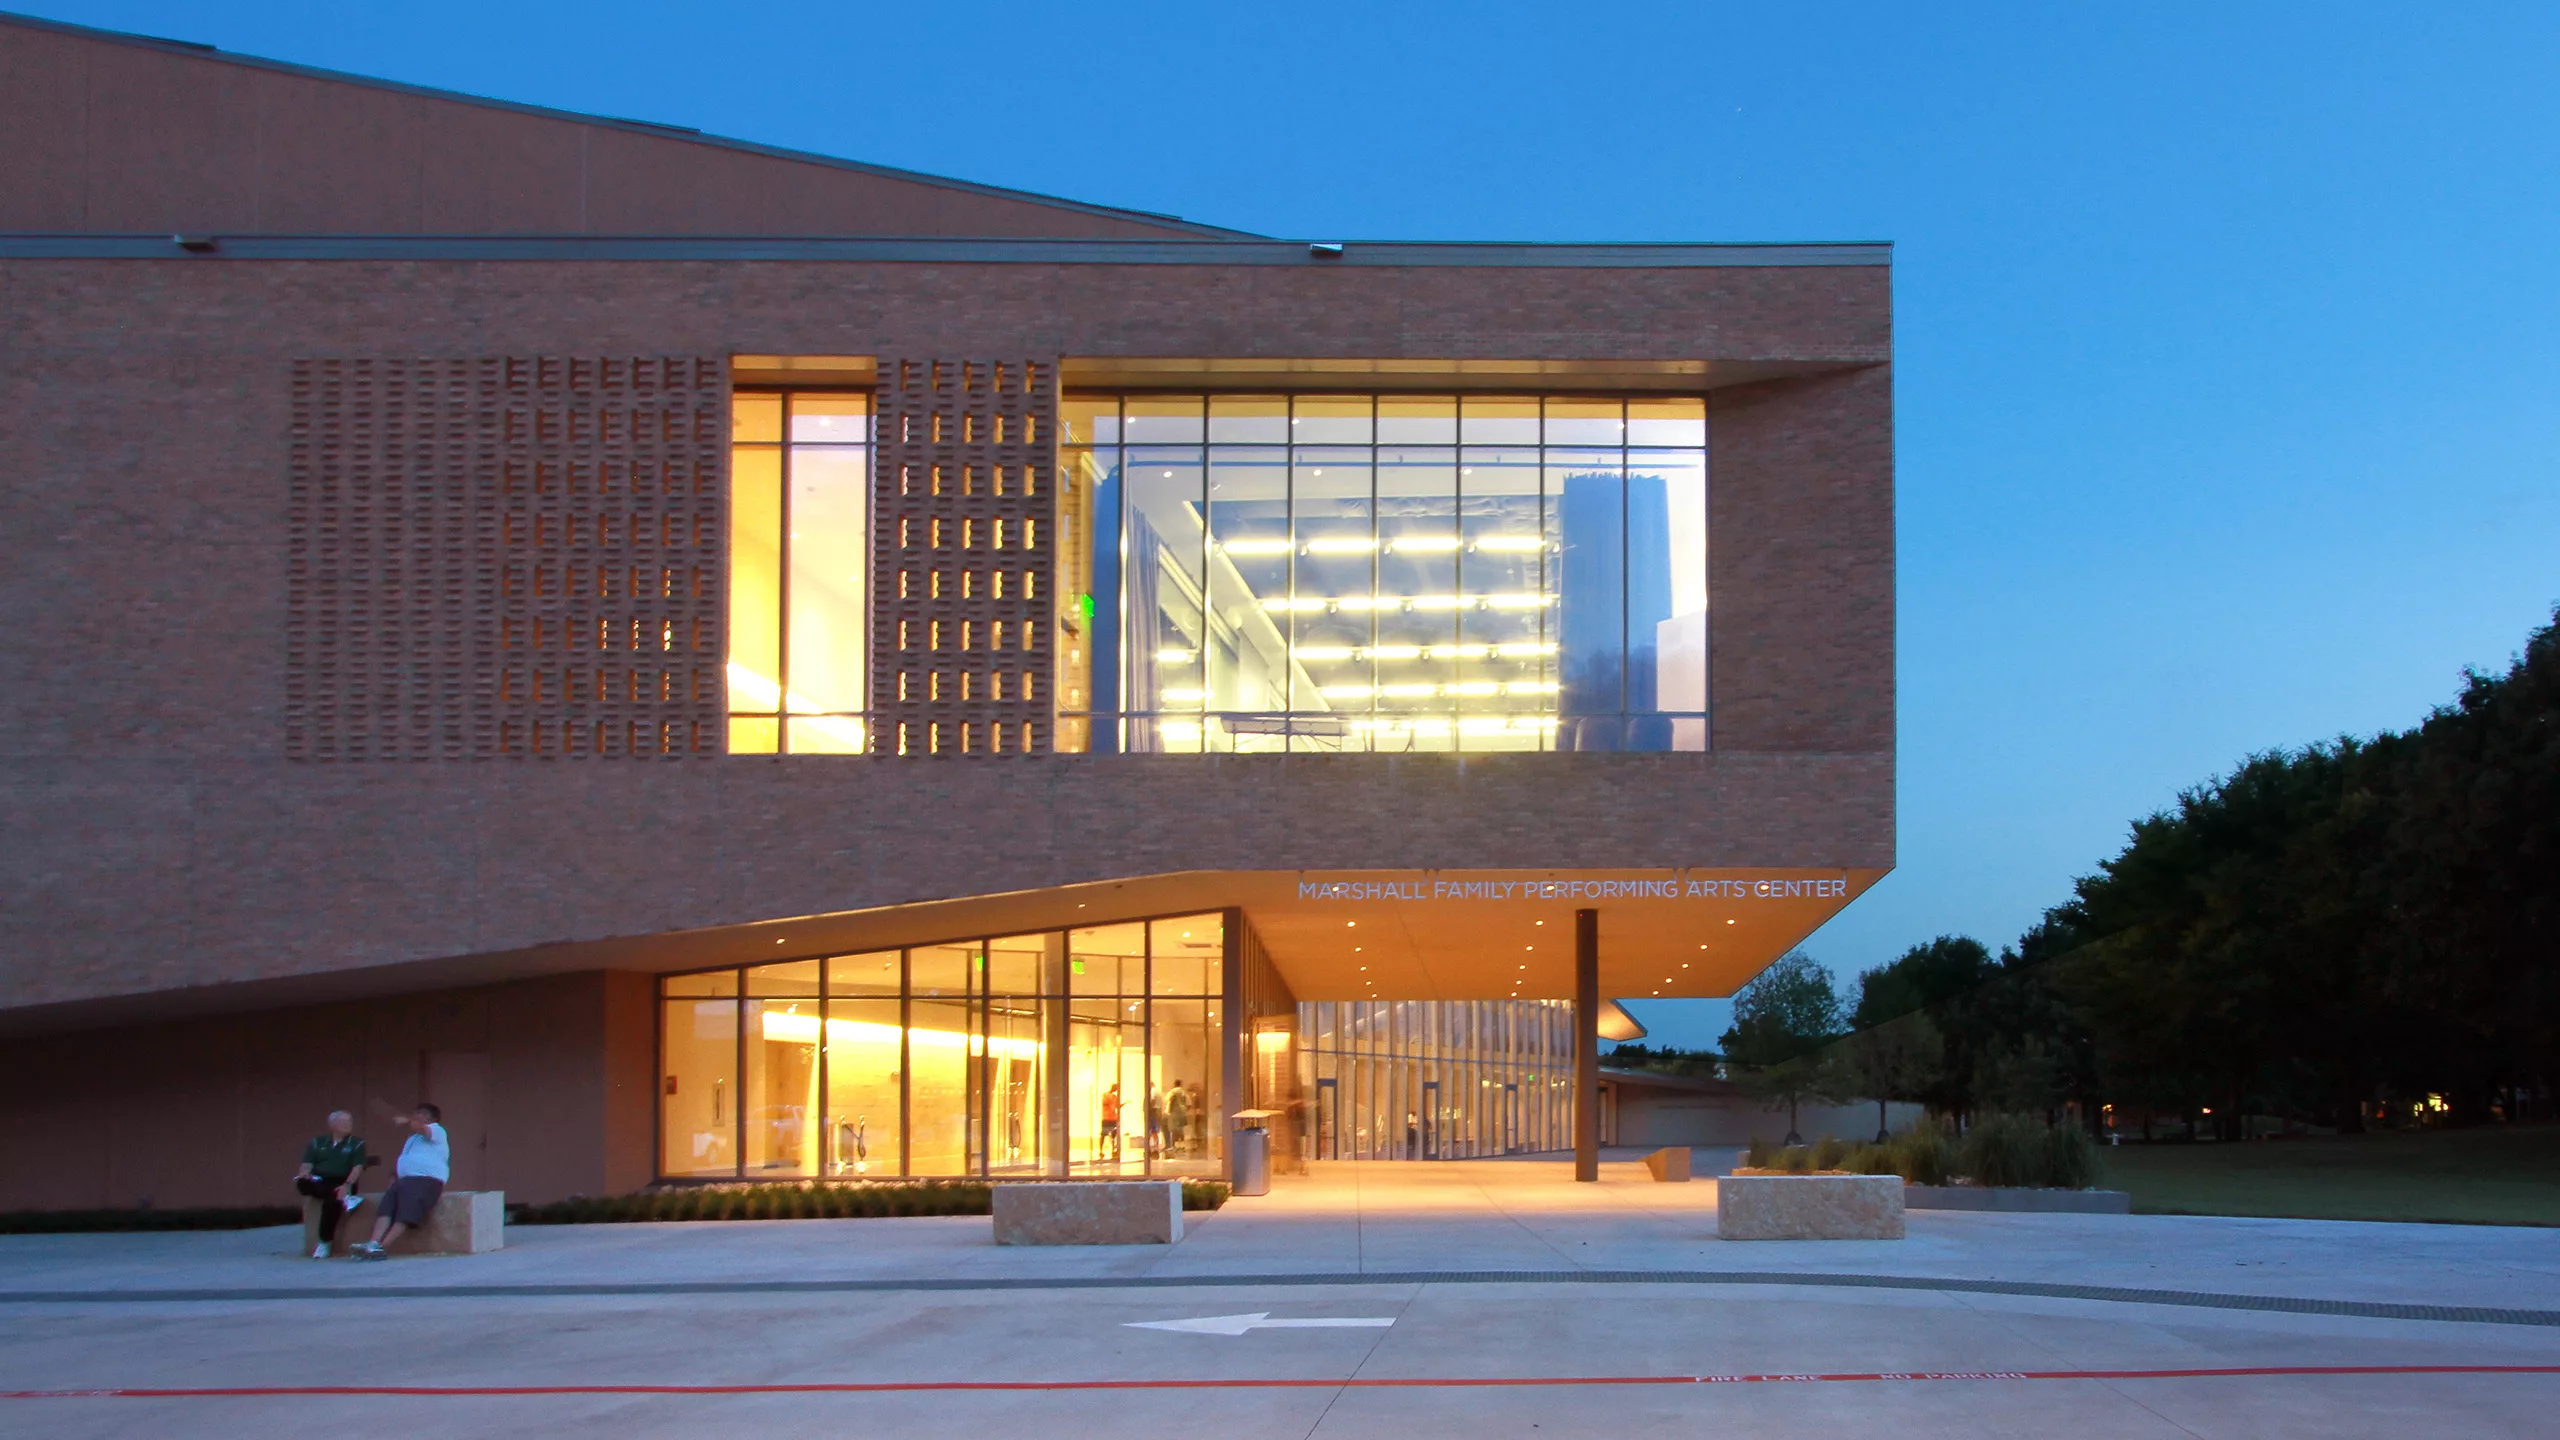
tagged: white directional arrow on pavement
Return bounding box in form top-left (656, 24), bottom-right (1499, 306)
top-left (1125, 1312), bottom-right (1397, 1336)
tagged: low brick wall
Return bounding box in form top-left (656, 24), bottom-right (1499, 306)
top-left (991, 1181), bottom-right (1184, 1246)
top-left (1717, 1173), bottom-right (1904, 1239)
top-left (1905, 1186), bottom-right (2130, 1214)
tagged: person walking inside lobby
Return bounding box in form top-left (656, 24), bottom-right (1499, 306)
top-left (350, 1104), bottom-right (447, 1261)
top-left (292, 1110), bottom-right (367, 1259)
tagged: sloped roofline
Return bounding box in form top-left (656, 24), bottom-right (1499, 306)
top-left (0, 7), bottom-right (1264, 239)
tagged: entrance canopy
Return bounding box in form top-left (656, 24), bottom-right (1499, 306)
top-left (489, 867), bottom-right (1884, 1004)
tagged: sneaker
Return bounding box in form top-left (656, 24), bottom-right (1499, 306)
top-left (311, 1243), bottom-right (330, 1260)
top-left (356, 1244), bottom-right (387, 1261)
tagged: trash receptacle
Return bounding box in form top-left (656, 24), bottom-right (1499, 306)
top-left (1230, 1109), bottom-right (1277, 1197)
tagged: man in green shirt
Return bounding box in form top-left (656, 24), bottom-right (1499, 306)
top-left (293, 1110), bottom-right (368, 1259)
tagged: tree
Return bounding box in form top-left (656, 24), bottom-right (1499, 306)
top-left (1737, 1050), bottom-right (1853, 1147)
top-left (1852, 937), bottom-right (1995, 1030)
top-left (1722, 950), bottom-right (1846, 1143)
top-left (1843, 1012), bottom-right (1944, 1141)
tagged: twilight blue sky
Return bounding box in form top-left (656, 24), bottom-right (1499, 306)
top-left (29, 2), bottom-right (2560, 1048)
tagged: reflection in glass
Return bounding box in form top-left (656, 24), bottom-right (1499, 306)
top-left (657, 911), bottom-right (1232, 1182)
top-left (1298, 1000), bottom-right (1574, 1160)
top-left (827, 950), bottom-right (901, 998)
top-left (1150, 998), bottom-right (1223, 1174)
top-left (980, 992), bottom-right (1046, 1174)
top-left (1150, 915), bottom-right (1222, 995)
top-left (1125, 451), bottom-right (1207, 753)
top-left (1555, 450), bottom-right (1625, 750)
top-left (823, 997), bottom-right (900, 1175)
top-left (1070, 923), bottom-right (1146, 995)
top-left (728, 447), bottom-right (782, 752)
top-left (661, 994), bottom-right (738, 1176)
top-left (1205, 448), bottom-right (1292, 736)
top-left (727, 389), bottom-right (871, 752)
top-left (1077, 394), bottom-right (1706, 752)
top-left (908, 998), bottom-right (971, 1175)
top-left (745, 997), bottom-right (819, 1175)
top-left (1630, 449), bottom-right (1709, 751)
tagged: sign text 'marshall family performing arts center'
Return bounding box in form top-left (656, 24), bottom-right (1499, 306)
top-left (1294, 873), bottom-right (1857, 903)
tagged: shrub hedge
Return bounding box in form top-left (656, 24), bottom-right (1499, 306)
top-left (508, 1178), bottom-right (1232, 1226)
top-left (1744, 1117), bottom-right (2096, 1189)
top-left (0, 1181), bottom-right (1232, 1234)
top-left (0, 1205), bottom-right (302, 1235)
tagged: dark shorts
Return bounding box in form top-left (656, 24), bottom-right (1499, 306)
top-left (380, 1175), bottom-right (445, 1226)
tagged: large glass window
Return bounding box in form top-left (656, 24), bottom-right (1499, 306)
top-left (1063, 394), bottom-right (1706, 753)
top-left (1299, 999), bottom-right (1575, 1160)
top-left (729, 390), bottom-right (872, 753)
top-left (660, 970), bottom-right (740, 1178)
top-left (657, 912), bottom-right (1230, 1182)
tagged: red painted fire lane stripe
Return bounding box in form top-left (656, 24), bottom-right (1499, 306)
top-left (8, 1366), bottom-right (2560, 1398)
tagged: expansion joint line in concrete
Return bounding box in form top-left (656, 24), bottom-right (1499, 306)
top-left (5, 1270), bottom-right (2559, 1329)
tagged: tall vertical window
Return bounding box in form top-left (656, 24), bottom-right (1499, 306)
top-left (728, 390), bottom-right (871, 753)
top-left (1298, 1000), bottom-right (1576, 1160)
top-left (1061, 393), bottom-right (1705, 754)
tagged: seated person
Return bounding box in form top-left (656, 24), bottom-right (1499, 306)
top-left (292, 1109), bottom-right (367, 1259)
top-left (351, 1103), bottom-right (448, 1260)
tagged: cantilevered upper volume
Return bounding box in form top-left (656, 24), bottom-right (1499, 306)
top-left (0, 9), bottom-right (1256, 239)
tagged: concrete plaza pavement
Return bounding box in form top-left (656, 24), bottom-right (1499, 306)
top-left (4, 1156), bottom-right (2558, 1436)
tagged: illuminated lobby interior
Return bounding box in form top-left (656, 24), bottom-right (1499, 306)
top-left (725, 387), bottom-right (1711, 757)
top-left (650, 375), bottom-right (1863, 1184)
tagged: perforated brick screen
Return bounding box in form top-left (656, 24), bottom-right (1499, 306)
top-left (286, 356), bottom-right (726, 760)
top-left (871, 359), bottom-right (1058, 756)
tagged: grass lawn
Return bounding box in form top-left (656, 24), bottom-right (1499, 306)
top-left (2101, 1124), bottom-right (2560, 1226)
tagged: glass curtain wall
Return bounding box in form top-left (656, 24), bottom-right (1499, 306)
top-left (728, 389), bottom-right (872, 753)
top-left (659, 911), bottom-right (1227, 1180)
top-left (1061, 394), bottom-right (1706, 754)
top-left (1297, 1000), bottom-right (1576, 1160)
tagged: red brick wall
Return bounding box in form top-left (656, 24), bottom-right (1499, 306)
top-left (0, 18), bottom-right (1216, 239)
top-left (0, 971), bottom-right (649, 1210)
top-left (0, 255), bottom-right (1892, 1016)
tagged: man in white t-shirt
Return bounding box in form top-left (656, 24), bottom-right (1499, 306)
top-left (351, 1104), bottom-right (449, 1260)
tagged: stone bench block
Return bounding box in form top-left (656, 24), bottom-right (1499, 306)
top-left (992, 1181), bottom-right (1183, 1245)
top-left (1717, 1174), bottom-right (1904, 1240)
top-left (303, 1189), bottom-right (505, 1256)
top-left (1905, 1185), bottom-right (2131, 1213)
top-left (1642, 1147), bottom-right (1692, 1182)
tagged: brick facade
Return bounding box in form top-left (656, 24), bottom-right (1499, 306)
top-left (0, 15), bottom-right (1892, 1216)
top-left (0, 255), bottom-right (1894, 1017)
top-left (871, 358), bottom-right (1059, 756)
top-left (286, 355), bottom-right (728, 760)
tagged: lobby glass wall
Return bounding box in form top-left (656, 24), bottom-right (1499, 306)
top-left (659, 912), bottom-right (1228, 1180)
top-left (1061, 394), bottom-right (1707, 754)
top-left (728, 389), bottom-right (872, 754)
top-left (1297, 1000), bottom-right (1575, 1160)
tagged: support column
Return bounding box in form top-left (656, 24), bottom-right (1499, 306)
top-left (1220, 907), bottom-right (1244, 1183)
top-left (1043, 932), bottom-right (1070, 1177)
top-left (1574, 907), bottom-right (1599, 1182)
